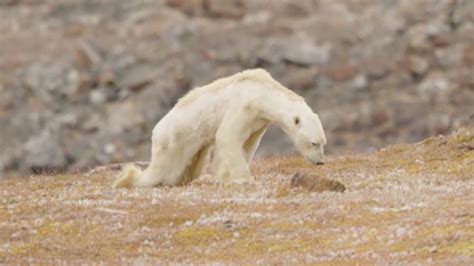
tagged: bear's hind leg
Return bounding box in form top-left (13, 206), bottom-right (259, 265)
top-left (142, 144), bottom-right (194, 186)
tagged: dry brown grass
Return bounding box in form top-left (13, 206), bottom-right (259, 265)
top-left (1, 126), bottom-right (473, 264)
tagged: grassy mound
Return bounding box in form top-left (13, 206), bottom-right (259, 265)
top-left (1, 126), bottom-right (473, 264)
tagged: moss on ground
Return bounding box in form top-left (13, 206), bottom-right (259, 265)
top-left (174, 226), bottom-right (231, 246)
top-left (0, 125), bottom-right (473, 264)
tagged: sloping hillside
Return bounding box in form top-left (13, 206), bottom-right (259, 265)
top-left (2, 0), bottom-right (474, 176)
top-left (0, 126), bottom-right (473, 264)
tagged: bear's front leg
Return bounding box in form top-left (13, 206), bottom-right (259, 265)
top-left (214, 138), bottom-right (252, 183)
top-left (213, 108), bottom-right (255, 183)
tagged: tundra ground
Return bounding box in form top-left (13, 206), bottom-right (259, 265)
top-left (1, 126), bottom-right (473, 264)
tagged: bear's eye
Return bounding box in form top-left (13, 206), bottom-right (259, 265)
top-left (294, 116), bottom-right (300, 126)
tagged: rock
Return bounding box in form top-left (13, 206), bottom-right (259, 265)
top-left (205, 0), bottom-right (245, 19)
top-left (242, 10), bottom-right (271, 25)
top-left (429, 34), bottom-right (450, 47)
top-left (406, 28), bottom-right (432, 52)
top-left (257, 39), bottom-right (283, 64)
top-left (98, 69), bottom-right (116, 86)
top-left (259, 35), bottom-right (331, 66)
top-left (404, 55), bottom-right (430, 77)
top-left (417, 74), bottom-right (451, 96)
top-left (23, 126), bottom-right (67, 173)
top-left (281, 67), bottom-right (317, 91)
top-left (350, 74), bottom-right (369, 91)
top-left (393, 101), bottom-right (429, 127)
top-left (71, 71), bottom-right (94, 93)
top-left (87, 161), bottom-right (149, 175)
top-left (290, 173), bottom-right (346, 193)
top-left (81, 113), bottom-right (103, 133)
top-left (325, 65), bottom-right (357, 82)
top-left (0, 82), bottom-right (27, 110)
top-left (283, 39), bottom-right (332, 66)
top-left (0, 0), bottom-right (19, 6)
top-left (56, 112), bottom-right (79, 128)
top-left (406, 21), bottom-right (450, 52)
top-left (75, 40), bottom-right (104, 68)
top-left (279, 0), bottom-right (313, 17)
top-left (89, 89), bottom-right (108, 105)
top-left (166, 0), bottom-right (205, 16)
top-left (19, 61), bottom-right (82, 103)
top-left (463, 43), bottom-right (474, 66)
top-left (303, 1), bottom-right (357, 42)
top-left (363, 59), bottom-right (391, 80)
top-left (452, 0), bottom-right (474, 26)
top-left (371, 108), bottom-right (391, 125)
top-left (104, 143), bottom-right (117, 154)
top-left (435, 44), bottom-right (463, 68)
top-left (105, 100), bottom-right (146, 134)
top-left (119, 64), bottom-right (157, 92)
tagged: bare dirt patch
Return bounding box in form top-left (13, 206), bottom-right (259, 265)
top-left (1, 126), bottom-right (473, 264)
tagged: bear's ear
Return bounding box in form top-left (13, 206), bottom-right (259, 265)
top-left (293, 116), bottom-right (301, 126)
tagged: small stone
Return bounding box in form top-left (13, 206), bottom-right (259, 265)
top-left (290, 173), bottom-right (346, 193)
top-left (435, 45), bottom-right (463, 68)
top-left (89, 89), bottom-right (107, 105)
top-left (104, 143), bottom-right (116, 154)
top-left (280, 0), bottom-right (313, 17)
top-left (463, 44), bottom-right (474, 66)
top-left (452, 0), bottom-right (474, 25)
top-left (75, 40), bottom-right (104, 67)
top-left (281, 68), bottom-right (317, 91)
top-left (404, 55), bottom-right (429, 77)
top-left (119, 65), bottom-right (156, 92)
top-left (364, 59), bottom-right (391, 80)
top-left (284, 40), bottom-right (332, 66)
top-left (350, 74), bottom-right (368, 91)
top-left (325, 65), bottom-right (357, 82)
top-left (429, 35), bottom-right (450, 47)
top-left (99, 69), bottom-right (116, 86)
top-left (205, 0), bottom-right (244, 19)
top-left (82, 114), bottom-right (103, 133)
top-left (166, 0), bottom-right (205, 16)
top-left (259, 35), bottom-right (331, 66)
top-left (223, 219), bottom-right (234, 229)
top-left (417, 75), bottom-right (450, 95)
top-left (242, 10), bottom-right (271, 25)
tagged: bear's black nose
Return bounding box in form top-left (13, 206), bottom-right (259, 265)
top-left (316, 161), bottom-right (324, 165)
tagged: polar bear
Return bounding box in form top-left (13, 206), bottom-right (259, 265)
top-left (114, 69), bottom-right (326, 188)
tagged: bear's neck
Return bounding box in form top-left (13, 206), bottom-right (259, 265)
top-left (255, 90), bottom-right (303, 133)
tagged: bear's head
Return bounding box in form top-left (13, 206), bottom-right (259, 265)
top-left (286, 107), bottom-right (326, 165)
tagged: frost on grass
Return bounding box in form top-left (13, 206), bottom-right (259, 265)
top-left (0, 126), bottom-right (473, 264)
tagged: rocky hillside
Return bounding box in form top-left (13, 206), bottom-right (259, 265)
top-left (0, 125), bottom-right (472, 264)
top-left (1, 0), bottom-right (474, 175)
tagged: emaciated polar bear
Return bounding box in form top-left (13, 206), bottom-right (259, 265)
top-left (114, 69), bottom-right (326, 188)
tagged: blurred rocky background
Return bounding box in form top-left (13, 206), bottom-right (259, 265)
top-left (0, 0), bottom-right (473, 176)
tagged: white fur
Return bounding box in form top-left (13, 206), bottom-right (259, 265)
top-left (113, 69), bottom-right (326, 188)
